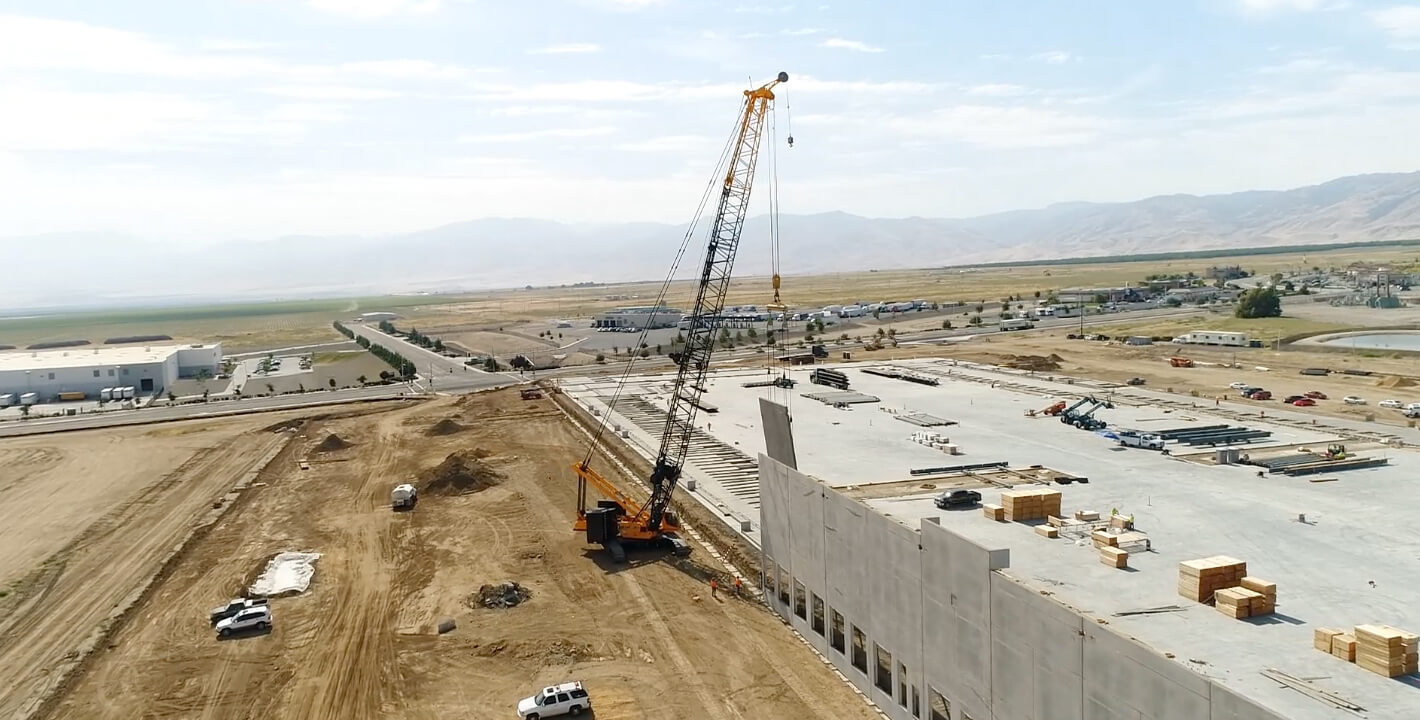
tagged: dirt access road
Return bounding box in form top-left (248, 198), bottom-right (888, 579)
top-left (48, 389), bottom-right (881, 720)
top-left (0, 412), bottom-right (331, 720)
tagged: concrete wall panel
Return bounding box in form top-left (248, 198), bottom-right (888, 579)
top-left (758, 398), bottom-right (798, 469)
top-left (1084, 623), bottom-right (1210, 720)
top-left (1209, 683), bottom-right (1285, 720)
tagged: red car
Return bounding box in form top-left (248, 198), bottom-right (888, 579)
top-left (1292, 397), bottom-right (1316, 407)
top-left (1304, 391), bottom-right (1327, 400)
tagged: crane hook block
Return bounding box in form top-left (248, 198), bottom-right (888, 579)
top-left (787, 134), bottom-right (794, 147)
top-left (777, 71), bottom-right (789, 83)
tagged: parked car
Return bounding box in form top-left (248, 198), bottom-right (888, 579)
top-left (1292, 398), bottom-right (1316, 407)
top-left (1304, 391), bottom-right (1328, 399)
top-left (518, 681), bottom-right (591, 719)
top-left (934, 489), bottom-right (983, 509)
top-left (1343, 396), bottom-right (1367, 405)
top-left (1126, 377), bottom-right (1146, 386)
top-left (216, 605), bottom-right (271, 637)
top-left (1283, 395), bottom-right (1304, 404)
top-left (1248, 390), bottom-right (1272, 400)
top-left (1229, 381), bottom-right (1252, 390)
top-left (1379, 399), bottom-right (1404, 409)
top-left (209, 597), bottom-right (268, 626)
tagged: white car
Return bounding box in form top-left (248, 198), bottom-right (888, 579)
top-left (1228, 381), bottom-right (1251, 390)
top-left (216, 605), bottom-right (271, 637)
top-left (1405, 403), bottom-right (1420, 412)
top-left (1379, 399), bottom-right (1404, 409)
top-left (1343, 396), bottom-right (1367, 405)
top-left (518, 681), bottom-right (591, 719)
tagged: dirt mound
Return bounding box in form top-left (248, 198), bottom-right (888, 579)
top-left (427, 418), bottom-right (467, 436)
top-left (313, 433), bottom-right (351, 453)
top-left (263, 418), bottom-right (307, 433)
top-left (422, 450), bottom-right (502, 495)
top-left (1001, 354), bottom-right (1062, 371)
top-left (1375, 376), bottom-right (1417, 388)
top-left (469, 581), bottom-right (531, 609)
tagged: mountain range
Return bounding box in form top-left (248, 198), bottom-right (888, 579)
top-left (7, 170), bottom-right (1420, 309)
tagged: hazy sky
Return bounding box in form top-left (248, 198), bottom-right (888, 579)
top-left (5, 0), bottom-right (1420, 243)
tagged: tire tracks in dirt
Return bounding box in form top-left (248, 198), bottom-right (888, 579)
top-left (3, 431), bottom-right (288, 720)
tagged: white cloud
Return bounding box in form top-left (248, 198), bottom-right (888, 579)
top-left (0, 87), bottom-right (213, 152)
top-left (458, 126), bottom-right (618, 143)
top-left (1369, 6), bottom-right (1420, 37)
top-left (530, 43), bottom-right (602, 54)
top-left (302, 0), bottom-right (443, 19)
top-left (821, 37), bottom-right (884, 53)
top-left (783, 27), bottom-right (825, 36)
top-left (199, 38), bottom-right (273, 52)
top-left (259, 85), bottom-right (403, 100)
top-left (966, 83), bottom-right (1029, 97)
top-left (618, 135), bottom-right (713, 152)
top-left (734, 4), bottom-right (794, 13)
top-left (1032, 51), bottom-right (1074, 65)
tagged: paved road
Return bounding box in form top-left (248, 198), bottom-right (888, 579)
top-left (0, 385), bottom-right (416, 438)
top-left (345, 323), bottom-right (519, 392)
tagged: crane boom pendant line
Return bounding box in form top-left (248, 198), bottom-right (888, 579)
top-left (572, 71), bottom-right (788, 557)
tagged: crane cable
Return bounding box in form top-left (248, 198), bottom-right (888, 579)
top-left (580, 98), bottom-right (751, 468)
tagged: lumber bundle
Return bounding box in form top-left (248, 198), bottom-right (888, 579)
top-left (1240, 576), bottom-right (1276, 615)
top-left (999, 488), bottom-right (1062, 522)
top-left (1354, 624), bottom-right (1420, 677)
top-left (1177, 556), bottom-right (1246, 603)
top-left (982, 504), bottom-right (1005, 522)
top-left (1331, 633), bottom-right (1357, 662)
top-left (1099, 546), bottom-right (1128, 569)
top-left (1315, 627), bottom-right (1342, 652)
top-left (1074, 510), bottom-right (1100, 522)
top-left (1091, 530), bottom-right (1119, 549)
top-left (1215, 587), bottom-right (1264, 619)
top-left (1034, 525), bottom-right (1059, 539)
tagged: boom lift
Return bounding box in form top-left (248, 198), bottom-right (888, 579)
top-left (1060, 396), bottom-right (1113, 430)
top-left (572, 72), bottom-right (789, 563)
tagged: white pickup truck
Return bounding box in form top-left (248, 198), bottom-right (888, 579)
top-left (1116, 430), bottom-right (1165, 450)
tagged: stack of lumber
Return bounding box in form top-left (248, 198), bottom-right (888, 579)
top-left (1177, 556), bottom-right (1247, 603)
top-left (982, 504), bottom-right (1005, 522)
top-left (1099, 546), bottom-right (1128, 569)
top-left (1331, 632), bottom-right (1358, 662)
top-left (1354, 625), bottom-right (1420, 677)
top-left (1074, 510), bottom-right (1100, 521)
top-left (1091, 530), bottom-right (1119, 549)
top-left (999, 488), bottom-right (1062, 522)
top-left (1034, 525), bottom-right (1059, 539)
top-left (1240, 577), bottom-right (1276, 615)
top-left (1214, 587), bottom-right (1264, 619)
top-left (1315, 628), bottom-right (1343, 653)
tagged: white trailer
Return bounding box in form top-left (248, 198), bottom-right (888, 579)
top-left (100, 387), bottom-right (114, 402)
top-left (1174, 331), bottom-right (1249, 347)
top-left (0, 393), bottom-right (14, 408)
top-left (20, 392), bottom-right (39, 406)
top-left (121, 386), bottom-right (136, 399)
top-left (839, 305), bottom-right (865, 318)
top-left (1032, 307), bottom-right (1056, 318)
top-left (999, 318), bottom-right (1035, 331)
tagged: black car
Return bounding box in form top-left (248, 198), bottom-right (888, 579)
top-left (1283, 395), bottom-right (1304, 404)
top-left (934, 489), bottom-right (982, 509)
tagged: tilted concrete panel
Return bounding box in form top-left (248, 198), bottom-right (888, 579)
top-left (758, 398), bottom-right (798, 469)
top-left (990, 573), bottom-right (1084, 720)
top-left (1084, 622), bottom-right (1211, 720)
top-left (1209, 683), bottom-right (1287, 720)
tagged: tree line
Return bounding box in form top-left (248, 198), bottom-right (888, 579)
top-left (333, 321), bottom-right (415, 379)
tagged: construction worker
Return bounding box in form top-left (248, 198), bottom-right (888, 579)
top-left (710, 578), bottom-right (719, 599)
top-left (733, 576), bottom-right (743, 597)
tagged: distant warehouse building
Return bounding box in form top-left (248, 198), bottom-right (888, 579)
top-left (0, 344), bottom-right (222, 401)
top-left (592, 306), bottom-right (684, 329)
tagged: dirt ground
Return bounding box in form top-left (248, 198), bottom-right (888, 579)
top-left (0, 410), bottom-right (338, 720)
top-left (45, 389), bottom-right (881, 720)
top-left (929, 331), bottom-right (1420, 428)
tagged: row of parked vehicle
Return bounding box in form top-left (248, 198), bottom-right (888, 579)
top-left (1226, 382), bottom-right (1420, 415)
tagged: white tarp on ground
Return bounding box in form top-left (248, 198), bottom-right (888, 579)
top-left (249, 551), bottom-right (321, 596)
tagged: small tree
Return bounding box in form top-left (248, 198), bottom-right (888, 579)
top-left (1034, 290), bottom-right (1041, 298)
top-left (1235, 287), bottom-right (1282, 318)
top-left (942, 319), bottom-right (953, 329)
top-left (357, 374), bottom-right (368, 385)
top-left (596, 353), bottom-right (606, 364)
top-left (167, 391), bottom-right (177, 402)
top-left (328, 378), bottom-right (337, 389)
top-left (969, 315), bottom-right (982, 326)
top-left (433, 339), bottom-right (445, 352)
top-left (297, 382), bottom-right (305, 393)
top-left (379, 370), bottom-right (392, 382)
top-left (483, 356), bottom-right (499, 372)
top-left (639, 348), bottom-right (650, 358)
top-left (655, 344), bottom-right (662, 354)
top-left (265, 383), bottom-right (275, 395)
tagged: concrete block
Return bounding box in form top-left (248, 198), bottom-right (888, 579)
top-left (436, 618), bottom-right (456, 634)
